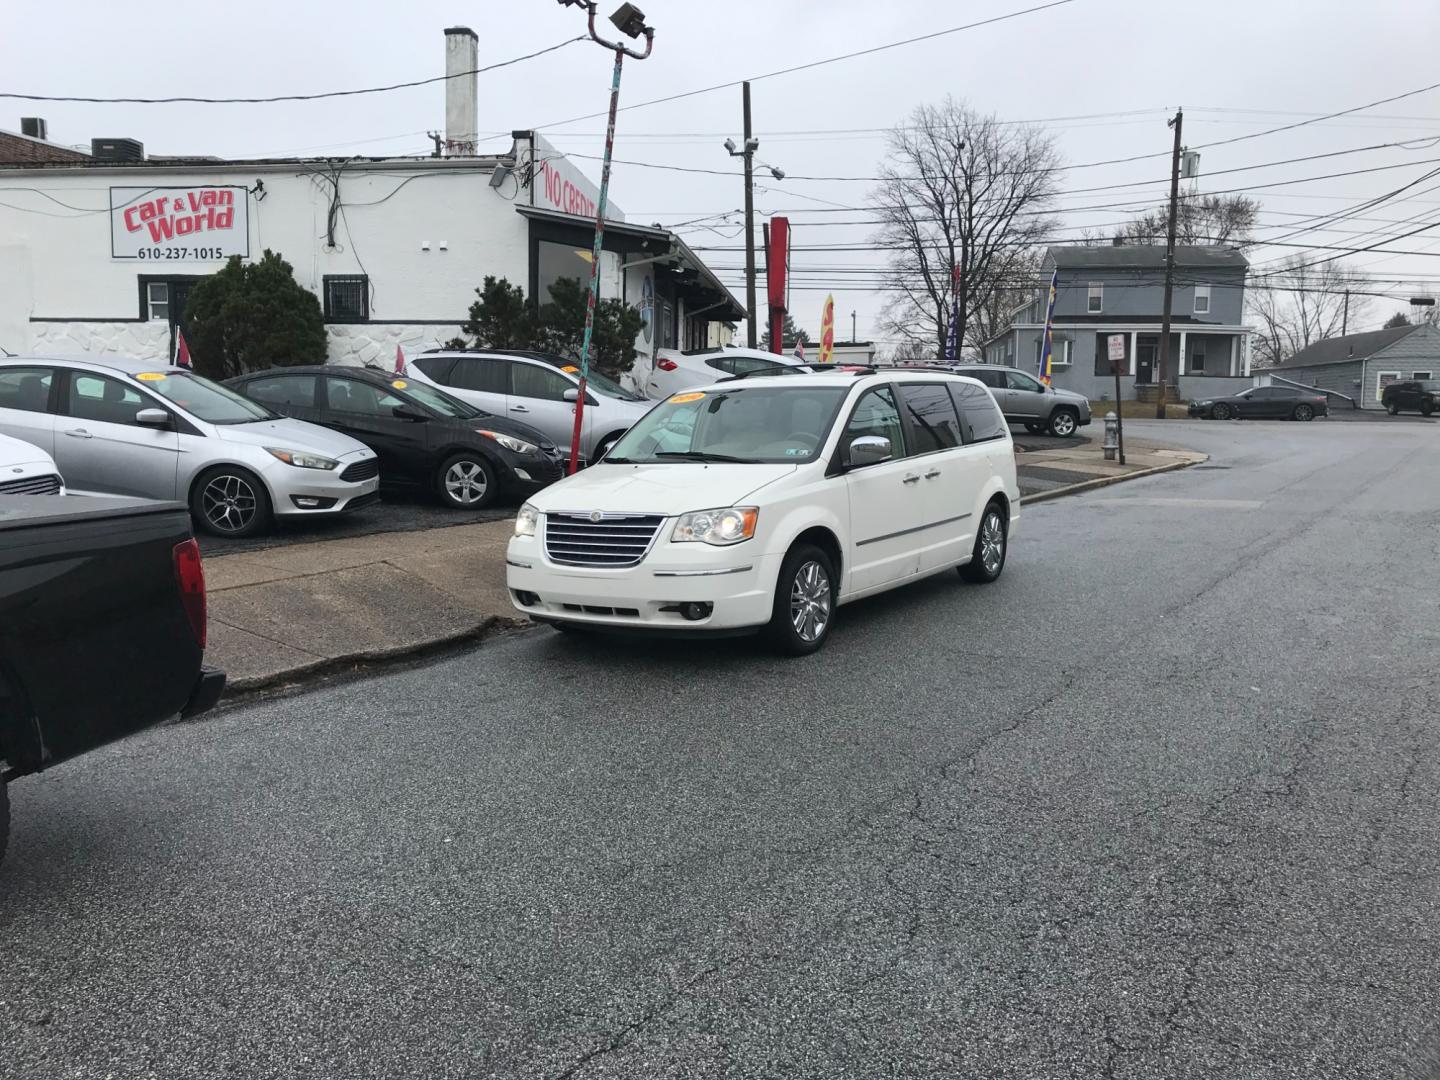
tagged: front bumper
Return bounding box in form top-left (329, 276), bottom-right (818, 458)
top-left (268, 454), bottom-right (380, 518)
top-left (506, 529), bottom-right (780, 632)
top-left (505, 450), bottom-right (565, 492)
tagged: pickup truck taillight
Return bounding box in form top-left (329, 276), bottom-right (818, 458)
top-left (173, 538), bottom-right (207, 650)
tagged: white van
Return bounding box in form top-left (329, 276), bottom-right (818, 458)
top-left (506, 368), bottom-right (1019, 654)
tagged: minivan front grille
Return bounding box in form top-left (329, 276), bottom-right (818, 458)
top-left (544, 512), bottom-right (665, 568)
top-left (0, 472), bottom-right (62, 496)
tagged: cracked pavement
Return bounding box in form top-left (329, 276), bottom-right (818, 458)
top-left (1, 419), bottom-right (1438, 1079)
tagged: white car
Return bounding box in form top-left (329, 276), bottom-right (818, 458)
top-left (645, 346), bottom-right (814, 400)
top-left (0, 356), bottom-right (379, 537)
top-left (506, 369), bottom-right (1019, 654)
top-left (404, 350), bottom-right (651, 465)
top-left (0, 430), bottom-right (64, 496)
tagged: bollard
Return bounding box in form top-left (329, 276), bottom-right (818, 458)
top-left (1103, 411), bottom-right (1119, 461)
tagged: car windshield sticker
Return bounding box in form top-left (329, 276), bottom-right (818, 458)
top-left (669, 392), bottom-right (705, 404)
top-left (135, 372), bottom-right (167, 382)
top-left (561, 365), bottom-right (580, 374)
top-left (391, 379), bottom-right (408, 389)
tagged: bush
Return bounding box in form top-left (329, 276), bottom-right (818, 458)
top-left (183, 250), bottom-right (327, 379)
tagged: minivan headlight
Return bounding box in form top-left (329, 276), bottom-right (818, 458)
top-left (266, 447), bottom-right (339, 470)
top-left (515, 503), bottom-right (539, 537)
top-left (672, 506), bottom-right (758, 546)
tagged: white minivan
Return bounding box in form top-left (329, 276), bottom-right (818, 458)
top-left (506, 369), bottom-right (1019, 654)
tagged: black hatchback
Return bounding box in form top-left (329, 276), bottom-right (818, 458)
top-left (226, 365), bottom-right (564, 509)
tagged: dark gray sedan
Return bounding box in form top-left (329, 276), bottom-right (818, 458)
top-left (1189, 385), bottom-right (1329, 421)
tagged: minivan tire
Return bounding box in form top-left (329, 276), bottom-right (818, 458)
top-left (960, 502), bottom-right (1008, 584)
top-left (1047, 408), bottom-right (1079, 438)
top-left (765, 543), bottom-right (836, 656)
top-left (437, 452), bottom-right (499, 510)
top-left (191, 465), bottom-right (272, 538)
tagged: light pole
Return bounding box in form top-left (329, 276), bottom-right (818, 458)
top-left (725, 82), bottom-right (782, 349)
top-left (557, 1), bottom-right (654, 474)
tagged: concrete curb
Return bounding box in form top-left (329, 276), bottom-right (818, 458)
top-left (211, 614), bottom-right (530, 709)
top-left (1020, 455), bottom-right (1206, 505)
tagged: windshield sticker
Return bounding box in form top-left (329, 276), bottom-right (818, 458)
top-left (391, 379), bottom-right (408, 389)
top-left (560, 365), bottom-right (580, 374)
top-left (669, 392), bottom-right (705, 404)
top-left (135, 372), bottom-right (167, 381)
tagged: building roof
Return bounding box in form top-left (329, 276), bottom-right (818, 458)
top-left (0, 129), bottom-right (90, 164)
top-left (1045, 244), bottom-right (1249, 270)
top-left (1273, 323), bottom-right (1425, 369)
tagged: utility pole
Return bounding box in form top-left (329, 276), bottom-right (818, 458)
top-left (742, 82), bottom-right (757, 347)
top-left (1155, 107), bottom-right (1183, 420)
top-left (1342, 290), bottom-right (1350, 334)
top-left (557, 0), bottom-right (654, 475)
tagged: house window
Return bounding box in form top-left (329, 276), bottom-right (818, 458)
top-left (1414, 370), bottom-right (1433, 379)
top-left (1087, 283), bottom-right (1103, 313)
top-left (323, 275), bottom-right (370, 322)
top-left (146, 282), bottom-right (169, 320)
top-left (1037, 338), bottom-right (1071, 369)
top-left (1194, 285), bottom-right (1211, 314)
top-left (1191, 338), bottom-right (1207, 373)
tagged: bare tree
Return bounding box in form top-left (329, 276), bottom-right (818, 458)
top-left (1116, 191), bottom-right (1260, 246)
top-left (870, 98), bottom-right (1060, 361)
top-left (1248, 256), bottom-right (1371, 366)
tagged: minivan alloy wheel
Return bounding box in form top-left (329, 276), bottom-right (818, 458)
top-left (980, 510), bottom-right (1005, 575)
top-left (202, 473), bottom-right (258, 533)
top-left (445, 460), bottom-right (489, 505)
top-left (790, 560), bottom-right (832, 643)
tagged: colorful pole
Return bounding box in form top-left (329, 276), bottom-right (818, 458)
top-left (1038, 268), bottom-right (1059, 385)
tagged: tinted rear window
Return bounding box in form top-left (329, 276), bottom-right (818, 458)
top-left (950, 381), bottom-right (1007, 443)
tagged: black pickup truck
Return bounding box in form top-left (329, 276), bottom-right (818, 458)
top-left (0, 496), bottom-right (224, 866)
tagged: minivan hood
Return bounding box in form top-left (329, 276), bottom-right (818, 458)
top-left (528, 462), bottom-right (798, 515)
top-left (212, 418), bottom-right (372, 459)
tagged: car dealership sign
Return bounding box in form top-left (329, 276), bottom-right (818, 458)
top-left (110, 186), bottom-right (249, 260)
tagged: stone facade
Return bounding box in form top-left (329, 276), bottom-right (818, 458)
top-left (324, 324), bottom-right (466, 367)
top-left (30, 320), bottom-right (170, 360)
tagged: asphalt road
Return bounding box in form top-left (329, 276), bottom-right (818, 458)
top-left (3, 419), bottom-right (1438, 1079)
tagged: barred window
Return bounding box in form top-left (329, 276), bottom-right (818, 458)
top-left (323, 275), bottom-right (370, 322)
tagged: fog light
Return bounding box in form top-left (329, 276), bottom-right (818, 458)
top-left (514, 467), bottom-right (532, 481)
top-left (680, 601), bottom-right (712, 621)
top-left (513, 590), bottom-right (539, 607)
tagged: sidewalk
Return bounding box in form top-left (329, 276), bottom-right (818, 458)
top-left (205, 520), bottom-right (522, 694)
top-left (1016, 435), bottom-right (1206, 501)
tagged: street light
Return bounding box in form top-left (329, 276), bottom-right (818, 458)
top-left (554, 0), bottom-right (655, 475)
top-left (724, 91), bottom-right (781, 349)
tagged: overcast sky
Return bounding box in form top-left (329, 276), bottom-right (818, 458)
top-left (7, 0), bottom-right (1440, 344)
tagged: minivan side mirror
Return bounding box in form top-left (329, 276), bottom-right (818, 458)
top-left (845, 435), bottom-right (892, 468)
top-left (135, 408), bottom-right (171, 427)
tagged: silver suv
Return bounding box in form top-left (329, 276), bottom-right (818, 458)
top-left (405, 351), bottom-right (652, 464)
top-left (952, 365), bottom-right (1091, 438)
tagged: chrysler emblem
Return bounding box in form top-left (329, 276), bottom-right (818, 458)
top-left (589, 510), bottom-right (604, 523)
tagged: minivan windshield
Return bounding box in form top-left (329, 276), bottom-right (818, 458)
top-left (605, 385), bottom-right (849, 465)
top-left (141, 371), bottom-right (278, 424)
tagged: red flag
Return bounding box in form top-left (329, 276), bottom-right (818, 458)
top-left (395, 344), bottom-right (406, 374)
top-left (174, 329), bottom-right (192, 369)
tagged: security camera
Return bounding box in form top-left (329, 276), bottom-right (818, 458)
top-left (745, 137), bottom-right (760, 153)
top-left (723, 138), bottom-right (737, 155)
top-left (769, 166), bottom-right (785, 180)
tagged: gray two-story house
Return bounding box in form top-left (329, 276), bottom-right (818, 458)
top-left (981, 244), bottom-right (1254, 402)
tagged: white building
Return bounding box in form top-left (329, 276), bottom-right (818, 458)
top-left (0, 28), bottom-right (741, 383)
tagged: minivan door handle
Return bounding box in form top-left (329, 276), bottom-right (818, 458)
top-left (64, 428), bottom-right (93, 439)
top-left (902, 473), bottom-right (920, 485)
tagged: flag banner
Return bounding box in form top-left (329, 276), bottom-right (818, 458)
top-left (819, 294), bottom-right (835, 364)
top-left (174, 329), bottom-right (192, 369)
top-left (1038, 269), bottom-right (1059, 385)
top-left (395, 344), bottom-right (406, 374)
top-left (794, 340), bottom-right (806, 361)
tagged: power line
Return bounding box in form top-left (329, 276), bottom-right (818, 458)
top-left (0, 37), bottom-right (585, 104)
top-left (520, 0), bottom-right (1076, 131)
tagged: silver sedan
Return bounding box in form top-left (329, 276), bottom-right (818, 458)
top-left (0, 355), bottom-right (378, 537)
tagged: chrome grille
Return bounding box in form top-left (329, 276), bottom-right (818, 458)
top-left (0, 472), bottom-right (62, 496)
top-left (544, 512), bottom-right (665, 568)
